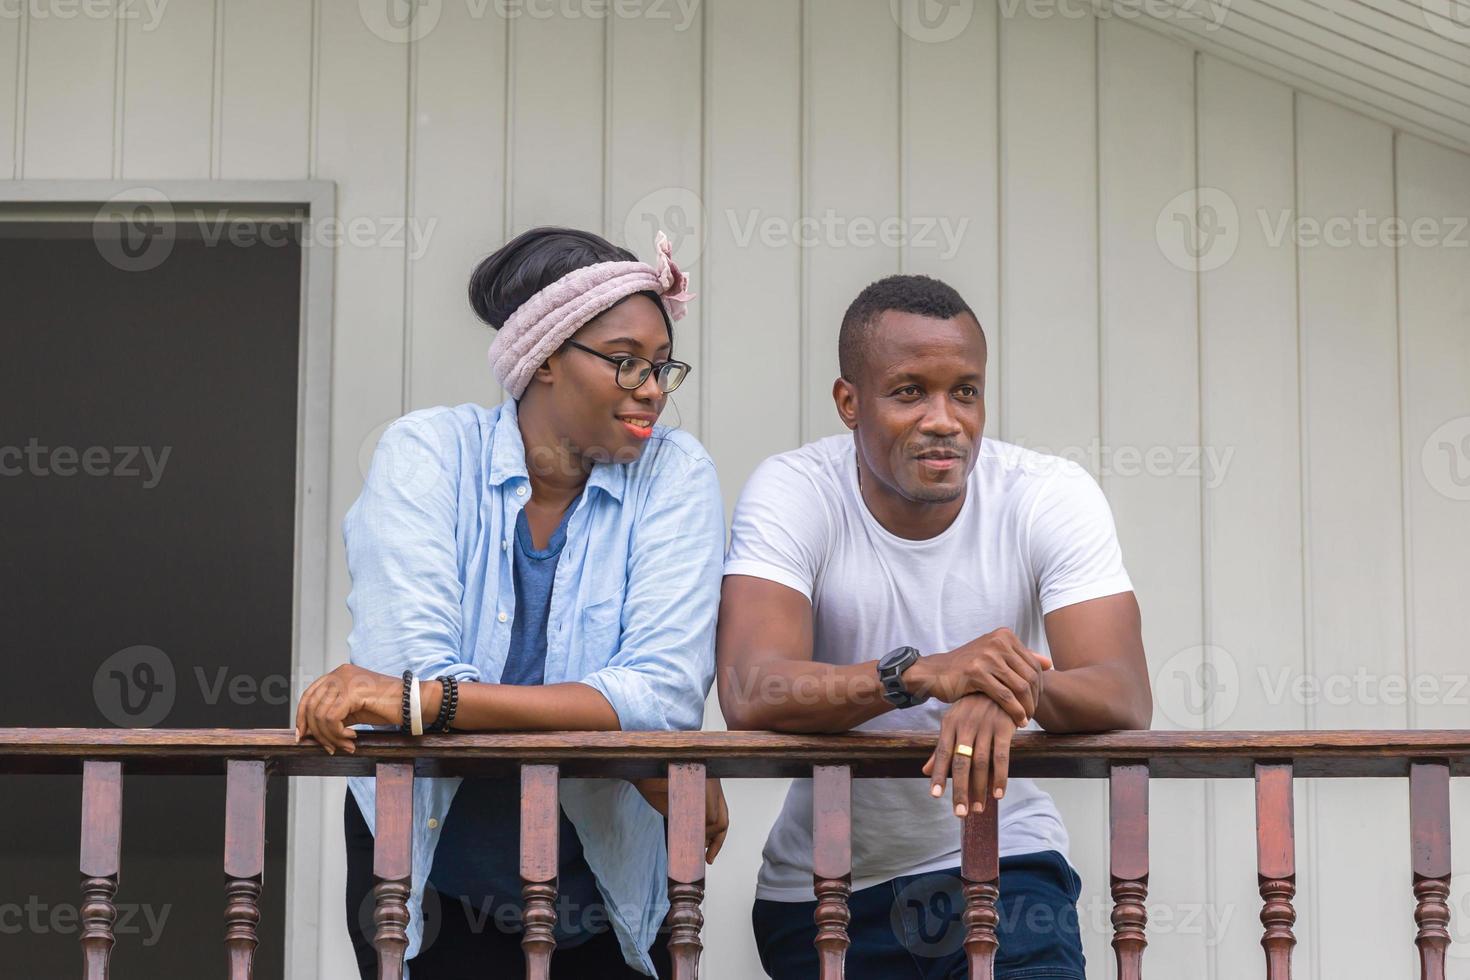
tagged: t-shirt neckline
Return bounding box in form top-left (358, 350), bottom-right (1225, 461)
top-left (843, 438), bottom-right (974, 549)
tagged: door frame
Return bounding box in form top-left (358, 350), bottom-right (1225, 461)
top-left (1, 179), bottom-right (335, 978)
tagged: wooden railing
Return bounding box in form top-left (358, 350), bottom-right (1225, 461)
top-left (1, 728), bottom-right (1465, 979)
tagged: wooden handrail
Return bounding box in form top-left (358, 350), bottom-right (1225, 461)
top-left (2, 727), bottom-right (1467, 777)
top-left (5, 729), bottom-right (1462, 980)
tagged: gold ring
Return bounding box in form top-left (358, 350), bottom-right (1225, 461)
top-left (954, 743), bottom-right (974, 758)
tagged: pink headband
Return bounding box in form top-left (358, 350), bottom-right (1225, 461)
top-left (487, 230), bottom-right (695, 399)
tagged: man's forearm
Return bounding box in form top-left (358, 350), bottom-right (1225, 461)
top-left (719, 660), bottom-right (899, 733)
top-left (422, 680), bottom-right (622, 731)
top-left (1031, 662), bottom-right (1152, 733)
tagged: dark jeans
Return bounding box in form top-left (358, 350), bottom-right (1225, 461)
top-left (752, 850), bottom-right (1086, 980)
top-left (344, 794), bottom-right (672, 979)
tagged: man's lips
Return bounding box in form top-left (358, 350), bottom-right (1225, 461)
top-left (913, 449), bottom-right (964, 472)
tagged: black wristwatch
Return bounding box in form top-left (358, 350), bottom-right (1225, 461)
top-left (877, 645), bottom-right (923, 709)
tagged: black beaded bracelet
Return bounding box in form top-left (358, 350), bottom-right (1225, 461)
top-left (427, 676), bottom-right (453, 733)
top-left (399, 669), bottom-right (414, 735)
top-left (426, 676), bottom-right (459, 733)
top-left (445, 676), bottom-right (459, 730)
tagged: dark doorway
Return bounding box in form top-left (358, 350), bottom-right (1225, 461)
top-left (0, 215), bottom-right (300, 977)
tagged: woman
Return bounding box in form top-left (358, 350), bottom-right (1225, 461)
top-left (295, 227), bottom-right (729, 978)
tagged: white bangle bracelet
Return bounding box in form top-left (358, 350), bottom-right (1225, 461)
top-left (409, 676), bottom-right (424, 736)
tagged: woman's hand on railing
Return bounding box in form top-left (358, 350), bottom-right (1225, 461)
top-left (633, 776), bottom-right (730, 863)
top-left (294, 664), bottom-right (403, 754)
top-left (920, 693), bottom-right (1017, 818)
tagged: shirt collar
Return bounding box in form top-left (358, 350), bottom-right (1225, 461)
top-left (487, 397), bottom-right (626, 503)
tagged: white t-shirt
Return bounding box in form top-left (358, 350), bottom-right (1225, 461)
top-left (724, 434), bottom-right (1134, 901)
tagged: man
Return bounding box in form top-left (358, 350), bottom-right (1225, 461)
top-left (717, 274), bottom-right (1152, 979)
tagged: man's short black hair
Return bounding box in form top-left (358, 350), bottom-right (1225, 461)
top-left (838, 274), bottom-right (981, 382)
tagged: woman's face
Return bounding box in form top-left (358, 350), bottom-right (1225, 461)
top-left (536, 293), bottom-right (673, 464)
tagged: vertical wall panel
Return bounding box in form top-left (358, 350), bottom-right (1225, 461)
top-left (998, 7), bottom-right (1107, 971)
top-left (606, 4), bottom-right (705, 438)
top-left (801, 0), bottom-right (900, 440)
top-left (21, 0), bottom-right (116, 177)
top-left (217, 0), bottom-right (314, 179)
top-left (508, 9), bottom-right (603, 231)
top-left (900, 0), bottom-right (1001, 435)
top-left (1, 7), bottom-right (24, 178)
top-left (121, 0), bottom-right (214, 178)
top-left (1394, 134), bottom-right (1470, 980)
top-left (1098, 21), bottom-right (1209, 979)
top-left (998, 3), bottom-right (1096, 453)
top-left (312, 6), bottom-right (410, 979)
top-left (1195, 55), bottom-right (1316, 980)
top-left (1296, 94), bottom-right (1412, 980)
top-left (1394, 133), bottom-right (1470, 732)
top-left (405, 4), bottom-right (508, 412)
top-left (703, 0), bottom-right (803, 510)
top-left (699, 3), bottom-right (803, 977)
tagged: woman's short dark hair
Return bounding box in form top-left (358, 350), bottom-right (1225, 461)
top-left (468, 226), bottom-right (670, 336)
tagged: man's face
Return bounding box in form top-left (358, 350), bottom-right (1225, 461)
top-left (836, 310), bottom-right (987, 504)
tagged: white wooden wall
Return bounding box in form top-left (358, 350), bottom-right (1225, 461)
top-left (5, 1), bottom-right (1468, 978)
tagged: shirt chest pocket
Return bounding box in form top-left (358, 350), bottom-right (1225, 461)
top-left (576, 591), bottom-right (624, 663)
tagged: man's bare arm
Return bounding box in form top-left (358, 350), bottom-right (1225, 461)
top-left (716, 575), bottom-right (895, 733)
top-left (1031, 592), bottom-right (1153, 733)
top-left (716, 575), bottom-right (1053, 732)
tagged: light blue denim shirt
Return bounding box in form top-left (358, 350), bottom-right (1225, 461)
top-left (342, 397), bottom-right (723, 976)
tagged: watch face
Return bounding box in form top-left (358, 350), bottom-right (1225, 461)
top-left (883, 646), bottom-right (916, 670)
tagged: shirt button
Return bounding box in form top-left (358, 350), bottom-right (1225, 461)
top-left (516, 485), bottom-right (527, 496)
top-left (498, 611), bottom-right (508, 623)
top-left (427, 817), bottom-right (439, 829)
top-left (502, 540), bottom-right (509, 551)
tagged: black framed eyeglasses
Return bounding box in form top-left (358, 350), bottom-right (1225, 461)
top-left (563, 340), bottom-right (691, 393)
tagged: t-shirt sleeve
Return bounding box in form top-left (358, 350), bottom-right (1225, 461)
top-left (1026, 460), bottom-right (1134, 615)
top-left (723, 454), bottom-right (831, 601)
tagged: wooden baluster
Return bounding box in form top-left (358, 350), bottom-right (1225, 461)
top-left (961, 799), bottom-right (1000, 979)
top-left (1109, 763), bottom-right (1149, 980)
top-left (1409, 761), bottom-right (1452, 980)
top-left (79, 760), bottom-right (123, 980)
top-left (667, 763), bottom-right (707, 979)
top-left (1255, 763), bottom-right (1296, 980)
top-left (521, 764), bottom-right (560, 980)
top-left (223, 760), bottom-right (267, 980)
top-left (373, 762), bottom-right (414, 980)
top-left (812, 764), bottom-right (852, 980)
